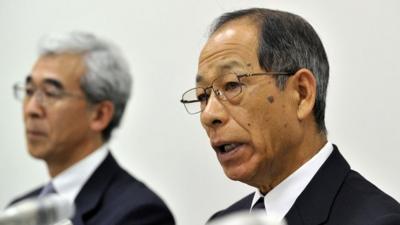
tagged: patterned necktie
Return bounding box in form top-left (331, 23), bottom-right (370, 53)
top-left (251, 197), bottom-right (265, 213)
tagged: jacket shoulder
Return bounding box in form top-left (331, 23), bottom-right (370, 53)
top-left (7, 186), bottom-right (42, 207)
top-left (328, 170), bottom-right (400, 224)
top-left (85, 161), bottom-right (175, 225)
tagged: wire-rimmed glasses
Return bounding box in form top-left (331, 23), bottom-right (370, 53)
top-left (13, 82), bottom-right (84, 106)
top-left (180, 72), bottom-right (293, 114)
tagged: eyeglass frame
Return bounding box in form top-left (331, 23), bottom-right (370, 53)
top-left (13, 82), bottom-right (86, 107)
top-left (180, 71), bottom-right (294, 114)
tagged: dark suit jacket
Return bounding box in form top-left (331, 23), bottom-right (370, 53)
top-left (209, 146), bottom-right (400, 225)
top-left (10, 153), bottom-right (175, 225)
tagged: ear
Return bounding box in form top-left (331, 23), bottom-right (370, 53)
top-left (291, 68), bottom-right (317, 120)
top-left (89, 100), bottom-right (115, 133)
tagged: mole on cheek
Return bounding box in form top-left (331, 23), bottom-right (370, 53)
top-left (247, 123), bottom-right (251, 127)
top-left (267, 96), bottom-right (274, 103)
top-left (246, 63), bottom-right (252, 67)
top-left (284, 123), bottom-right (288, 128)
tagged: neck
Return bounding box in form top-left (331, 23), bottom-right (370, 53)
top-left (46, 137), bottom-right (104, 178)
top-left (258, 128), bottom-right (327, 194)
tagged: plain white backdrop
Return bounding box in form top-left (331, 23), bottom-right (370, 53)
top-left (0, 1), bottom-right (399, 224)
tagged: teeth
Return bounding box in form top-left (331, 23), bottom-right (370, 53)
top-left (221, 143), bottom-right (239, 153)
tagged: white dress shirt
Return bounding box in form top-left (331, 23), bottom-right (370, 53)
top-left (47, 145), bottom-right (108, 204)
top-left (250, 142), bottom-right (334, 221)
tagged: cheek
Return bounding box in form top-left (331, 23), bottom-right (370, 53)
top-left (238, 96), bottom-right (275, 132)
top-left (48, 105), bottom-right (86, 134)
top-left (229, 107), bottom-right (254, 135)
top-left (22, 104), bottom-right (31, 121)
top-left (267, 95), bottom-right (275, 103)
top-left (230, 106), bottom-right (269, 153)
top-left (46, 113), bottom-right (64, 139)
top-left (242, 94), bottom-right (291, 149)
top-left (200, 118), bottom-right (211, 137)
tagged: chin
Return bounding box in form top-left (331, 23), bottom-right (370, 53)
top-left (223, 165), bottom-right (256, 183)
top-left (27, 145), bottom-right (48, 160)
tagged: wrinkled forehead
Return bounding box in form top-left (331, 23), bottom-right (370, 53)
top-left (28, 53), bottom-right (86, 89)
top-left (196, 18), bottom-right (260, 86)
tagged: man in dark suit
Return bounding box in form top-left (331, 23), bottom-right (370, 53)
top-left (11, 31), bottom-right (175, 225)
top-left (180, 8), bottom-right (400, 225)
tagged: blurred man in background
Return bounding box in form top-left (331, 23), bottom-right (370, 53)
top-left (11, 31), bottom-right (175, 225)
top-left (181, 8), bottom-right (400, 225)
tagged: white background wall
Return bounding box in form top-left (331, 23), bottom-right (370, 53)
top-left (0, 0), bottom-right (399, 224)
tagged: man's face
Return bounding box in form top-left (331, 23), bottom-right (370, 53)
top-left (197, 19), bottom-right (302, 189)
top-left (23, 53), bottom-right (94, 165)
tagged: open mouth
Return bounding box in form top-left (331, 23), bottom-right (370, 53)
top-left (216, 143), bottom-right (243, 154)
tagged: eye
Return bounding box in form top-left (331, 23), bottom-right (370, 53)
top-left (195, 87), bottom-right (211, 103)
top-left (223, 81), bottom-right (242, 92)
top-left (197, 93), bottom-right (209, 103)
top-left (44, 90), bottom-right (62, 98)
top-left (25, 87), bottom-right (34, 96)
top-left (43, 85), bottom-right (63, 98)
top-left (25, 85), bottom-right (35, 97)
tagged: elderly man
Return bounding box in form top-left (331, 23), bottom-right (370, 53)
top-left (11, 32), bottom-right (175, 225)
top-left (180, 8), bottom-right (400, 225)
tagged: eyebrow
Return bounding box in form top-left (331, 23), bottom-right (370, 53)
top-left (196, 74), bottom-right (203, 83)
top-left (25, 75), bottom-right (64, 89)
top-left (25, 76), bottom-right (32, 84)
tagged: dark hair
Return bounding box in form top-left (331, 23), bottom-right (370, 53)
top-left (210, 8), bottom-right (329, 134)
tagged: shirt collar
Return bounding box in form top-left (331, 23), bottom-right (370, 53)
top-left (250, 142), bottom-right (334, 220)
top-left (49, 145), bottom-right (109, 204)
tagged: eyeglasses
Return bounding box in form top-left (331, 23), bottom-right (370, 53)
top-left (180, 72), bottom-right (293, 114)
top-left (13, 82), bottom-right (84, 106)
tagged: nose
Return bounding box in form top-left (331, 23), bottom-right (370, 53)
top-left (200, 91), bottom-right (228, 129)
top-left (24, 93), bottom-right (45, 119)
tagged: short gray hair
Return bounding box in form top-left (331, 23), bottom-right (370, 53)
top-left (210, 8), bottom-right (329, 135)
top-left (38, 31), bottom-right (132, 141)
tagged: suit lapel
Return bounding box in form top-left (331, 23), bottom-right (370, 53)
top-left (209, 193), bottom-right (254, 221)
top-left (285, 146), bottom-right (350, 225)
top-left (72, 153), bottom-right (120, 225)
top-left (8, 187), bottom-right (43, 207)
top-left (226, 193), bottom-right (254, 212)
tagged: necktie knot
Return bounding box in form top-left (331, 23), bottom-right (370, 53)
top-left (39, 182), bottom-right (57, 198)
